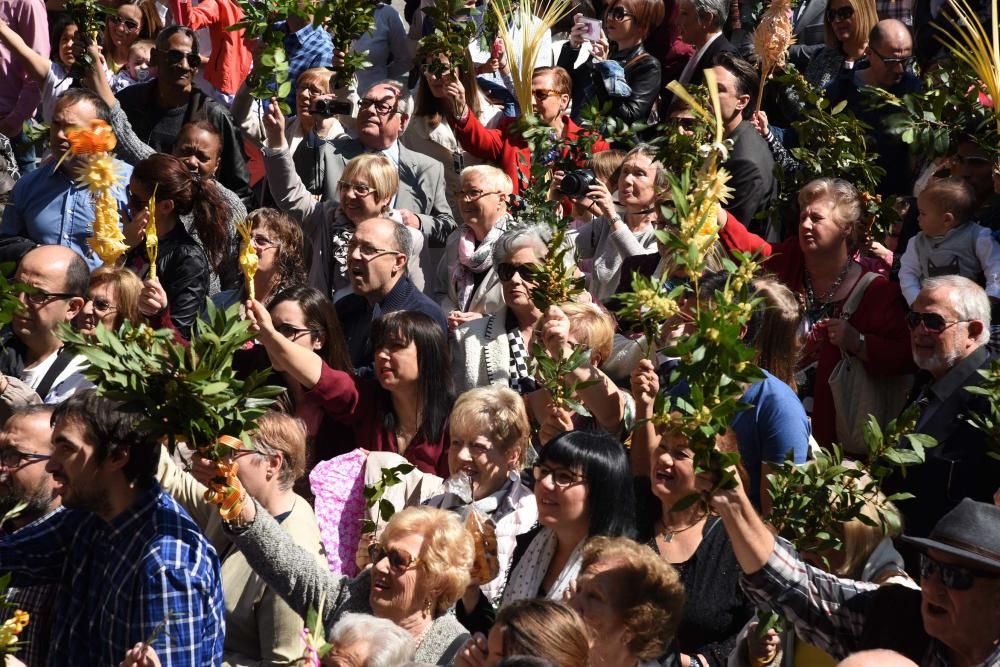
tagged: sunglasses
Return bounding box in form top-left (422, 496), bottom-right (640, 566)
top-left (368, 543), bottom-right (420, 574)
top-left (920, 553), bottom-right (1000, 590)
top-left (496, 262), bottom-right (539, 282)
top-left (870, 47), bottom-right (914, 68)
top-left (108, 14), bottom-right (141, 31)
top-left (531, 88), bottom-right (562, 102)
top-left (17, 287), bottom-right (79, 307)
top-left (905, 311), bottom-right (969, 333)
top-left (605, 5), bottom-right (634, 20)
top-left (825, 5), bottom-right (854, 21)
top-left (85, 296), bottom-right (117, 314)
top-left (164, 49), bottom-right (200, 69)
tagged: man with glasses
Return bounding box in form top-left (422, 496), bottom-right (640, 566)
top-left (884, 275), bottom-right (1000, 542)
top-left (115, 26), bottom-right (252, 207)
top-left (334, 217), bottom-right (446, 369)
top-left (262, 80), bottom-right (455, 260)
top-left (0, 245), bottom-right (92, 404)
top-left (0, 89), bottom-right (132, 270)
top-left (0, 404), bottom-right (59, 667)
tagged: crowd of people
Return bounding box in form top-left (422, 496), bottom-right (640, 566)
top-left (0, 0), bottom-right (999, 664)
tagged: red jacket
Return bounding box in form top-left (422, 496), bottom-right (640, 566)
top-left (718, 211), bottom-right (915, 446)
top-left (452, 112), bottom-right (611, 195)
top-left (181, 0), bottom-right (252, 96)
top-left (306, 364), bottom-right (450, 476)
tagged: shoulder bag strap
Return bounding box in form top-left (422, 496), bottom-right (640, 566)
top-left (34, 348), bottom-right (74, 401)
top-left (840, 271), bottom-right (881, 320)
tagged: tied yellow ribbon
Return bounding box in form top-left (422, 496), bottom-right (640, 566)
top-left (236, 219), bottom-right (258, 301)
top-left (146, 184), bottom-right (159, 281)
top-left (201, 434), bottom-right (246, 523)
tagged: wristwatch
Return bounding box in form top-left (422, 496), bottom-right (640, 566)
top-left (855, 333), bottom-right (866, 355)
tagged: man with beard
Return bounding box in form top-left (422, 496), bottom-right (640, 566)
top-left (0, 404), bottom-right (59, 667)
top-left (0, 390), bottom-right (224, 665)
top-left (886, 275), bottom-right (1000, 541)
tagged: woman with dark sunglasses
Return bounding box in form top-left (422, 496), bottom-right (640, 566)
top-left (802, 0), bottom-right (878, 89)
top-left (103, 0), bottom-right (160, 74)
top-left (74, 267), bottom-right (143, 335)
top-left (558, 0), bottom-right (664, 125)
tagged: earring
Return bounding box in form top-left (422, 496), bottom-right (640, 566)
top-left (423, 598), bottom-right (433, 617)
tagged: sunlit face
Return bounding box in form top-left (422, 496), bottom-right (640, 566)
top-left (346, 219), bottom-right (405, 298)
top-left (368, 531), bottom-right (432, 621)
top-left (155, 32), bottom-right (198, 88)
top-left (108, 4), bottom-right (142, 49)
top-left (909, 287), bottom-right (976, 377)
top-left (711, 65), bottom-right (748, 127)
top-left (76, 282), bottom-right (119, 335)
top-left (268, 300), bottom-right (323, 373)
top-left (58, 24), bottom-right (79, 67)
top-left (499, 245), bottom-right (541, 313)
top-left (569, 562), bottom-right (631, 657)
top-left (249, 221), bottom-right (280, 275)
top-left (530, 73), bottom-right (569, 125)
top-left (534, 460), bottom-right (589, 530)
top-left (173, 127), bottom-right (221, 178)
top-left (649, 431), bottom-right (697, 505)
top-left (46, 416), bottom-right (113, 515)
top-left (357, 84), bottom-right (406, 150)
top-left (339, 174), bottom-right (391, 224)
top-left (12, 249), bottom-right (83, 344)
top-left (448, 431), bottom-right (515, 500)
top-left (797, 196), bottom-right (849, 255)
top-left (423, 55), bottom-right (454, 98)
top-left (296, 77), bottom-right (330, 120)
top-left (459, 172), bottom-right (506, 233)
top-left (867, 31), bottom-right (913, 88)
top-left (604, 0), bottom-right (642, 43)
top-left (50, 99), bottom-right (99, 162)
top-left (0, 413), bottom-right (57, 519)
top-left (374, 339), bottom-right (419, 392)
top-left (126, 47), bottom-right (151, 82)
top-left (618, 154), bottom-right (659, 210)
top-left (920, 548), bottom-right (1000, 657)
top-left (321, 640), bottom-right (369, 667)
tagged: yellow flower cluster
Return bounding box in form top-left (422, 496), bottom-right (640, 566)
top-left (634, 288), bottom-right (680, 322)
top-left (679, 166), bottom-right (733, 267)
top-left (88, 189), bottom-right (128, 267)
top-left (0, 609), bottom-right (29, 649)
top-left (68, 121), bottom-right (127, 267)
top-left (236, 220), bottom-right (259, 300)
top-left (146, 188), bottom-right (159, 281)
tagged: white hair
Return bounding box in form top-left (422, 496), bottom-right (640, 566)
top-left (329, 613), bottom-right (415, 667)
top-left (921, 275), bottom-right (991, 346)
top-left (365, 80), bottom-right (414, 117)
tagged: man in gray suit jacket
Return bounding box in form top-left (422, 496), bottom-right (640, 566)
top-left (301, 81), bottom-right (456, 251)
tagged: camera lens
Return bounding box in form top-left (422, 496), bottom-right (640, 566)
top-left (558, 169), bottom-right (596, 198)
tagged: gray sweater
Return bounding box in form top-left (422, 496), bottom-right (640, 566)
top-left (575, 216), bottom-right (657, 303)
top-left (227, 501), bottom-right (469, 665)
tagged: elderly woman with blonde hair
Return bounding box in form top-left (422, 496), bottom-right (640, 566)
top-left (436, 165), bottom-right (515, 329)
top-left (218, 501), bottom-right (475, 665)
top-left (262, 147), bottom-right (426, 302)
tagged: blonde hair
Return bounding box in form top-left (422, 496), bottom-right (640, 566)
top-left (461, 164), bottom-right (514, 195)
top-left (581, 537), bottom-right (687, 661)
top-left (128, 39), bottom-right (154, 58)
top-left (920, 177), bottom-right (977, 225)
top-left (749, 277), bottom-right (803, 389)
top-left (588, 150), bottom-right (627, 188)
top-left (495, 600), bottom-right (590, 667)
top-left (799, 177), bottom-right (864, 250)
top-left (824, 0), bottom-right (878, 49)
top-left (297, 67), bottom-right (333, 92)
top-left (88, 266), bottom-right (142, 330)
top-left (835, 481), bottom-right (902, 580)
top-left (250, 411), bottom-right (307, 491)
top-left (342, 154), bottom-right (399, 208)
top-left (449, 387), bottom-right (531, 468)
top-left (560, 302), bottom-right (616, 365)
top-left (380, 506), bottom-right (474, 617)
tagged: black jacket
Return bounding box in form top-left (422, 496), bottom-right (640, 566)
top-left (723, 121), bottom-right (778, 234)
top-left (125, 224), bottom-right (210, 339)
top-left (559, 42), bottom-right (662, 124)
top-left (662, 34), bottom-right (737, 112)
top-left (116, 81), bottom-right (252, 208)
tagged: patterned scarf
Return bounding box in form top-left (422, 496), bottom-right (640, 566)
top-left (450, 215), bottom-right (510, 311)
top-left (501, 527), bottom-right (584, 605)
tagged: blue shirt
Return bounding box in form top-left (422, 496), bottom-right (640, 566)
top-left (731, 371), bottom-right (811, 507)
top-left (283, 22), bottom-right (333, 113)
top-left (0, 481), bottom-right (225, 666)
top-left (0, 159), bottom-right (132, 269)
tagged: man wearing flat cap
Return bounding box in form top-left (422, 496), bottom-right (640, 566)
top-left (699, 473), bottom-right (1000, 666)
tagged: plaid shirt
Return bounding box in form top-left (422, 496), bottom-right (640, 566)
top-left (743, 538), bottom-right (1000, 666)
top-left (876, 0), bottom-right (913, 24)
top-left (0, 482), bottom-right (225, 666)
top-left (282, 22), bottom-right (333, 113)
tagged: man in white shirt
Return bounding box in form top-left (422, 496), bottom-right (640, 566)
top-left (0, 245), bottom-right (92, 403)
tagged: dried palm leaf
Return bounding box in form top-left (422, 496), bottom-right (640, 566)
top-left (492, 0), bottom-right (573, 113)
top-left (934, 0), bottom-right (1000, 136)
top-left (753, 0), bottom-right (795, 114)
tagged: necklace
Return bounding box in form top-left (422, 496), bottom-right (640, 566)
top-left (804, 260), bottom-right (852, 321)
top-left (657, 512), bottom-right (707, 543)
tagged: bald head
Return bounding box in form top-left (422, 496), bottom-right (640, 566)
top-left (869, 19), bottom-right (911, 50)
top-left (836, 650), bottom-right (918, 667)
top-left (12, 246), bottom-right (89, 357)
top-left (19, 245), bottom-right (90, 296)
top-left (865, 19), bottom-right (914, 87)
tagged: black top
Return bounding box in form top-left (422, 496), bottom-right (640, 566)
top-left (558, 42), bottom-right (662, 125)
top-left (335, 275), bottom-right (449, 371)
top-left (636, 478), bottom-right (753, 667)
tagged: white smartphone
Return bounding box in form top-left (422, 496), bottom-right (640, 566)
top-left (579, 17), bottom-right (602, 41)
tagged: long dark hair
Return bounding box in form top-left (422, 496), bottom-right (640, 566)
top-left (371, 310), bottom-right (453, 443)
top-left (132, 153), bottom-right (229, 271)
top-left (538, 431), bottom-right (636, 539)
top-left (413, 49), bottom-right (482, 118)
top-left (268, 285), bottom-right (353, 374)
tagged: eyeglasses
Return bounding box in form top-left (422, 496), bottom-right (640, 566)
top-left (358, 98), bottom-right (399, 117)
top-left (825, 5), bottom-right (854, 21)
top-left (85, 296), bottom-right (117, 314)
top-left (455, 189), bottom-right (503, 201)
top-left (532, 464), bottom-right (586, 489)
top-left (532, 88), bottom-right (562, 103)
top-left (905, 311), bottom-right (970, 333)
top-left (920, 553), bottom-right (1000, 591)
top-left (954, 154), bottom-right (993, 166)
top-left (17, 287), bottom-right (79, 307)
top-left (337, 181), bottom-right (376, 197)
top-left (869, 47), bottom-right (914, 68)
top-left (250, 234), bottom-right (276, 250)
top-left (368, 543), bottom-right (420, 575)
top-left (108, 14), bottom-right (141, 31)
top-left (0, 448), bottom-right (51, 470)
top-left (347, 239), bottom-right (401, 261)
top-left (275, 323), bottom-right (316, 341)
top-left (496, 262), bottom-right (539, 282)
top-left (606, 6), bottom-right (634, 21)
top-left (164, 49), bottom-right (201, 69)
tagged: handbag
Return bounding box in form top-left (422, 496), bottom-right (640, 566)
top-left (828, 272), bottom-right (913, 457)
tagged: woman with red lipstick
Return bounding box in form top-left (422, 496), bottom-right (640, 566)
top-left (717, 177), bottom-right (913, 447)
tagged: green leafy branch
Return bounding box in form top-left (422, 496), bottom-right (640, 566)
top-left (361, 462), bottom-right (416, 535)
top-left (417, 0), bottom-right (478, 77)
top-left (63, 0), bottom-right (114, 75)
top-left (0, 265), bottom-right (25, 334)
top-left (962, 358), bottom-right (1000, 461)
top-left (313, 0), bottom-right (376, 88)
top-left (531, 341), bottom-right (599, 416)
top-left (295, 594), bottom-right (333, 665)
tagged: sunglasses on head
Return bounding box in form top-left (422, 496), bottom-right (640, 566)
top-left (920, 553), bottom-right (1000, 590)
top-left (496, 262), bottom-right (539, 282)
top-left (905, 311), bottom-right (969, 333)
top-left (367, 543), bottom-right (420, 574)
top-left (164, 49), bottom-right (200, 68)
top-left (825, 5), bottom-right (854, 21)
